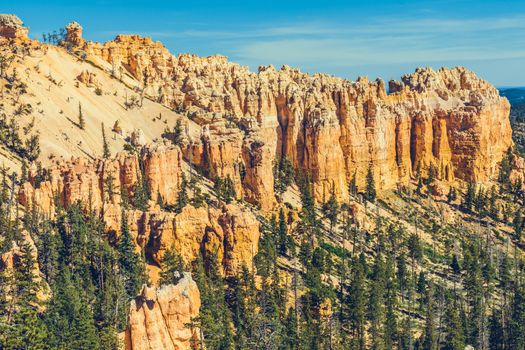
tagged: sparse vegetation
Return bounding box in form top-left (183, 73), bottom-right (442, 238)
top-left (101, 122), bottom-right (110, 159)
top-left (78, 102), bottom-right (85, 129)
top-left (161, 119), bottom-right (184, 146)
top-left (273, 156), bottom-right (294, 194)
top-left (0, 16), bottom-right (525, 350)
top-left (42, 28), bottom-right (67, 45)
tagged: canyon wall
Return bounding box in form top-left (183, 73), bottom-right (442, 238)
top-left (11, 21), bottom-right (512, 276)
top-left (63, 25), bottom-right (512, 209)
top-left (18, 144), bottom-right (259, 276)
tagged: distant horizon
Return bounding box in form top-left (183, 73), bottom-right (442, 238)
top-left (4, 0), bottom-right (525, 86)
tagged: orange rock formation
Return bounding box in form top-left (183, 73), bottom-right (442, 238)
top-left (0, 14), bottom-right (29, 41)
top-left (18, 143), bottom-right (259, 276)
top-left (126, 273), bottom-right (201, 350)
top-left (61, 26), bottom-right (512, 209)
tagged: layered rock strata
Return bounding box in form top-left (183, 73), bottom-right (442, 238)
top-left (59, 26), bottom-right (511, 209)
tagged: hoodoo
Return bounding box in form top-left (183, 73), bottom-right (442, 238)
top-left (0, 14), bottom-right (29, 40)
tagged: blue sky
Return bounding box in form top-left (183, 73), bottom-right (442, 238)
top-left (4, 0), bottom-right (525, 86)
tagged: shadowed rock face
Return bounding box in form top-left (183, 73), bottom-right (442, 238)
top-left (126, 273), bottom-right (201, 350)
top-left (0, 14), bottom-right (28, 40)
top-left (62, 29), bottom-right (511, 208)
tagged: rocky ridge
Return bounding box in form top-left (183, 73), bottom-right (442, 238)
top-left (62, 24), bottom-right (512, 209)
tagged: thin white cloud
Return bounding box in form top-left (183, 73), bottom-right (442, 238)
top-left (112, 14), bottom-right (525, 40)
top-left (95, 13), bottom-right (525, 85)
top-left (216, 15), bottom-right (525, 75)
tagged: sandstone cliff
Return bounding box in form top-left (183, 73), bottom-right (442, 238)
top-left (18, 144), bottom-right (260, 276)
top-left (5, 18), bottom-right (511, 277)
top-left (126, 273), bottom-right (201, 350)
top-left (0, 20), bottom-right (512, 212)
top-left (61, 25), bottom-right (512, 208)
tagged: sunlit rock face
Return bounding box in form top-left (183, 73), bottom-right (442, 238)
top-left (67, 29), bottom-right (511, 205)
top-left (126, 274), bottom-right (201, 350)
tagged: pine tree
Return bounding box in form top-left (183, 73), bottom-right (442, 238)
top-left (69, 299), bottom-right (101, 350)
top-left (175, 174), bottom-right (189, 213)
top-left (407, 233), bottom-right (423, 265)
top-left (99, 326), bottom-right (120, 350)
top-left (101, 122), bottom-right (110, 159)
top-left (489, 307), bottom-right (504, 350)
top-left (489, 186), bottom-right (499, 219)
top-left (24, 134), bottom-right (41, 162)
top-left (464, 242), bottom-right (485, 348)
top-left (498, 147), bottom-right (513, 190)
top-left (214, 175), bottom-right (236, 204)
top-left (283, 307), bottom-right (299, 350)
top-left (349, 172), bottom-right (358, 197)
top-left (274, 157), bottom-right (295, 194)
top-left (513, 209), bottom-right (523, 241)
top-left (322, 187), bottom-right (339, 233)
top-left (383, 253), bottom-right (398, 349)
top-left (426, 163), bottom-right (437, 187)
top-left (15, 241), bottom-right (41, 307)
top-left (510, 274), bottom-right (525, 349)
top-left (20, 159), bottom-right (28, 183)
top-left (1, 241), bottom-right (48, 349)
top-left (171, 119), bottom-right (183, 146)
top-left (38, 228), bottom-right (61, 285)
top-left (298, 172), bottom-right (317, 229)
top-left (159, 244), bottom-right (185, 286)
top-left (46, 264), bottom-right (101, 348)
top-left (417, 271), bottom-right (427, 310)
top-left (368, 252), bottom-right (386, 350)
top-left (193, 253), bottom-right (234, 350)
top-left (78, 102), bottom-right (85, 129)
top-left (416, 163), bottom-right (423, 195)
top-left (223, 175), bottom-right (236, 203)
top-left (347, 253), bottom-right (367, 350)
top-left (447, 187), bottom-right (457, 203)
top-left (475, 187), bottom-right (487, 216)
top-left (443, 295), bottom-right (465, 350)
top-left (422, 283), bottom-right (437, 350)
top-left (451, 254), bottom-right (461, 275)
top-left (463, 183), bottom-right (476, 212)
top-left (118, 212), bottom-right (145, 296)
top-left (278, 208), bottom-right (289, 256)
top-left (365, 164), bottom-right (377, 202)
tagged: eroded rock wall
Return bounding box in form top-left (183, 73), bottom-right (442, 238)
top-left (18, 143), bottom-right (259, 276)
top-left (127, 274), bottom-right (201, 350)
top-left (65, 28), bottom-right (511, 208)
